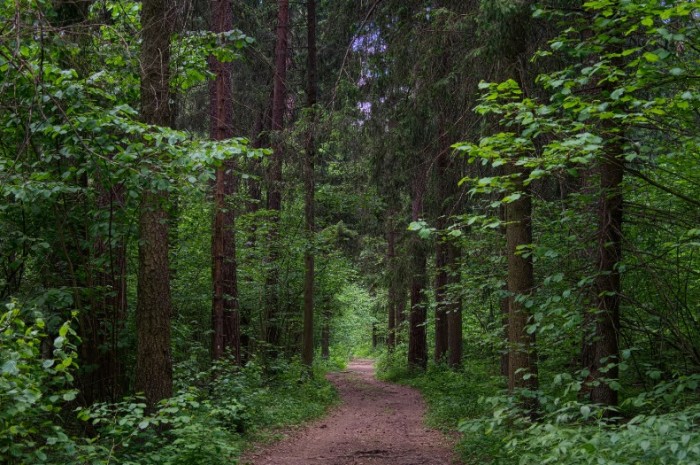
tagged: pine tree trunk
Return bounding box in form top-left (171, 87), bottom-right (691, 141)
top-left (434, 238), bottom-right (449, 362)
top-left (210, 0), bottom-right (241, 364)
top-left (301, 0), bottom-right (317, 369)
top-left (590, 146), bottom-right (623, 407)
top-left (264, 0), bottom-right (290, 354)
top-left (408, 175), bottom-right (427, 370)
top-left (446, 243), bottom-right (462, 368)
top-left (136, 0), bottom-right (174, 407)
top-left (386, 221), bottom-right (397, 351)
top-left (505, 164), bottom-right (538, 414)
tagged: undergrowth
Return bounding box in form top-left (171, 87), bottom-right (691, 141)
top-left (1, 306), bottom-right (338, 465)
top-left (377, 347), bottom-right (700, 465)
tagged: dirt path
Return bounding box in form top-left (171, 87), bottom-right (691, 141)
top-left (242, 359), bottom-right (459, 465)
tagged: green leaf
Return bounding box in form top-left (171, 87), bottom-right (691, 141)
top-left (643, 52), bottom-right (659, 62)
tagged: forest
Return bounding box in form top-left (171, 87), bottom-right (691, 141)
top-left (1, 0), bottom-right (699, 464)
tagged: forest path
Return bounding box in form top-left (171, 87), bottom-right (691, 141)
top-left (241, 359), bottom-right (459, 465)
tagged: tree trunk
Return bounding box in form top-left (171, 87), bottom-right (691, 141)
top-left (590, 145), bottom-right (623, 407)
top-left (210, 0), bottom-right (241, 365)
top-left (505, 164), bottom-right (538, 414)
top-left (386, 220), bottom-right (397, 351)
top-left (408, 175), bottom-right (428, 370)
top-left (264, 0), bottom-right (290, 354)
top-left (446, 243), bottom-right (462, 368)
top-left (136, 0), bottom-right (174, 407)
top-left (434, 238), bottom-right (449, 362)
top-left (301, 0), bottom-right (317, 369)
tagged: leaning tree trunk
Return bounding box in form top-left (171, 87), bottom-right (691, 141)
top-left (210, 0), bottom-right (241, 364)
top-left (136, 0), bottom-right (174, 407)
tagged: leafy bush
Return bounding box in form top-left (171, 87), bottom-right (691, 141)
top-left (77, 357), bottom-right (336, 464)
top-left (0, 303), bottom-right (80, 465)
top-left (459, 374), bottom-right (700, 465)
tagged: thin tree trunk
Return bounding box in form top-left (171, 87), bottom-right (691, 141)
top-left (264, 0), bottom-right (290, 354)
top-left (434, 140), bottom-right (452, 363)
top-left (434, 238), bottom-right (449, 362)
top-left (590, 145), bottom-right (623, 407)
top-left (386, 220), bottom-right (397, 351)
top-left (301, 0), bottom-right (317, 369)
top-left (408, 175), bottom-right (428, 370)
top-left (136, 0), bottom-right (174, 407)
top-left (447, 243), bottom-right (462, 368)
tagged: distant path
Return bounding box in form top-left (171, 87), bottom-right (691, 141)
top-left (242, 359), bottom-right (459, 465)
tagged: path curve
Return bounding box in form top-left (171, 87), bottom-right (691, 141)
top-left (242, 359), bottom-right (459, 465)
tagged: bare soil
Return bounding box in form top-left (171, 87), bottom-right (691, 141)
top-left (241, 359), bottom-right (460, 465)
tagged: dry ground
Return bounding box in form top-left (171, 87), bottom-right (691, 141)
top-left (242, 359), bottom-right (459, 465)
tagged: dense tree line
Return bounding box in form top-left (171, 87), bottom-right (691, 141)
top-left (1, 0), bottom-right (699, 464)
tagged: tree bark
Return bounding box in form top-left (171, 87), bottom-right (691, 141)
top-left (210, 0), bottom-right (241, 365)
top-left (264, 0), bottom-right (290, 354)
top-left (505, 164), bottom-right (538, 414)
top-left (446, 243), bottom-right (462, 368)
top-left (408, 175), bottom-right (428, 370)
top-left (301, 0), bottom-right (317, 369)
top-left (433, 147), bottom-right (451, 363)
top-left (136, 0), bottom-right (174, 407)
top-left (590, 145), bottom-right (623, 407)
top-left (434, 238), bottom-right (449, 362)
top-left (386, 219), bottom-right (397, 351)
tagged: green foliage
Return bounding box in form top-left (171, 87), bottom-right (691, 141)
top-left (460, 374), bottom-right (700, 465)
top-left (0, 304), bottom-right (79, 464)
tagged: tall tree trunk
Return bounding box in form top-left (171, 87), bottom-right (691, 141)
top-left (136, 0), bottom-right (174, 407)
top-left (434, 238), bottom-right (449, 362)
top-left (386, 219), bottom-right (397, 351)
top-left (408, 175), bottom-right (428, 370)
top-left (210, 0), bottom-right (241, 364)
top-left (434, 146), bottom-right (451, 362)
top-left (505, 164), bottom-right (538, 414)
top-left (301, 0), bottom-right (317, 369)
top-left (590, 145), bottom-right (623, 407)
top-left (264, 0), bottom-right (289, 354)
top-left (446, 243), bottom-right (462, 368)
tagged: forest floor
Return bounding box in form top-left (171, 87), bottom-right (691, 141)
top-left (241, 359), bottom-right (460, 465)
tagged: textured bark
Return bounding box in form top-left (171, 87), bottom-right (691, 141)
top-left (301, 0), bottom-right (317, 369)
top-left (505, 164), bottom-right (538, 413)
top-left (136, 0), bottom-right (174, 406)
top-left (408, 176), bottom-right (427, 370)
top-left (210, 0), bottom-right (241, 365)
top-left (264, 0), bottom-right (289, 353)
top-left (590, 146), bottom-right (623, 407)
